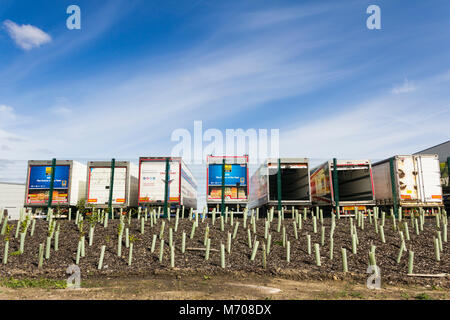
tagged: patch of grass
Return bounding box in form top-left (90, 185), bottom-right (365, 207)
top-left (0, 277), bottom-right (67, 289)
top-left (349, 291), bottom-right (364, 299)
top-left (415, 293), bottom-right (431, 300)
top-left (273, 241), bottom-right (283, 246)
top-left (203, 275), bottom-right (211, 280)
top-left (431, 285), bottom-right (442, 291)
top-left (401, 292), bottom-right (410, 300)
top-left (9, 250), bottom-right (21, 256)
top-left (335, 290), bottom-right (348, 299)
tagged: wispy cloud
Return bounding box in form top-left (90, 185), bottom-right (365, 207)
top-left (0, 105), bottom-right (16, 126)
top-left (0, 6), bottom-right (348, 161)
top-left (280, 72), bottom-right (450, 164)
top-left (237, 4), bottom-right (334, 31)
top-left (391, 78), bottom-right (417, 94)
top-left (3, 20), bottom-right (51, 50)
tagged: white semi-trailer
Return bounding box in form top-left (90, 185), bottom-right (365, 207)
top-left (248, 158), bottom-right (311, 212)
top-left (86, 161), bottom-right (139, 208)
top-left (24, 160), bottom-right (86, 208)
top-left (138, 157), bottom-right (197, 210)
top-left (0, 182), bottom-right (26, 220)
top-left (310, 159), bottom-right (375, 213)
top-left (372, 154), bottom-right (443, 208)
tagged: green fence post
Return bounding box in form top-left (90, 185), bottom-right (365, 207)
top-left (163, 157), bottom-right (170, 219)
top-left (47, 158), bottom-right (56, 214)
top-left (332, 158), bottom-right (340, 211)
top-left (221, 158), bottom-right (225, 217)
top-left (277, 158), bottom-right (282, 212)
top-left (108, 158), bottom-right (115, 219)
top-left (389, 157), bottom-right (399, 218)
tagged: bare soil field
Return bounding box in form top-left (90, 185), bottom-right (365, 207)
top-left (0, 213), bottom-right (448, 298)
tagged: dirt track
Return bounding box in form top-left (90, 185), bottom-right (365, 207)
top-left (0, 274), bottom-right (449, 300)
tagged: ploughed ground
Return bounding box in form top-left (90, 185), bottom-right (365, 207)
top-left (0, 214), bottom-right (448, 299)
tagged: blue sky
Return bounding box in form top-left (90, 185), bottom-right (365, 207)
top-left (1, 0), bottom-right (450, 206)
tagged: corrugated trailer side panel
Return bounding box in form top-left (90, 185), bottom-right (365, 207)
top-left (128, 163), bottom-right (139, 207)
top-left (441, 161), bottom-right (450, 210)
top-left (248, 163), bottom-right (269, 209)
top-left (69, 161), bottom-right (87, 206)
top-left (310, 161), bottom-right (332, 206)
top-left (372, 160), bottom-right (393, 205)
top-left (180, 160), bottom-right (197, 209)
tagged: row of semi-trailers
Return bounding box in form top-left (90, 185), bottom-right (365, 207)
top-left (23, 154), bottom-right (447, 215)
top-left (24, 157), bottom-right (198, 214)
top-left (248, 154), bottom-right (444, 214)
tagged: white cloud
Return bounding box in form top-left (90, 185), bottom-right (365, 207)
top-left (3, 20), bottom-right (51, 50)
top-left (239, 4), bottom-right (332, 31)
top-left (280, 76), bottom-right (450, 163)
top-left (0, 105), bottom-right (16, 126)
top-left (51, 106), bottom-right (72, 116)
top-left (391, 78), bottom-right (417, 94)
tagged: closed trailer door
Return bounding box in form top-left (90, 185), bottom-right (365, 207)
top-left (26, 165), bottom-right (71, 205)
top-left (396, 156), bottom-right (419, 203)
top-left (207, 163), bottom-right (247, 201)
top-left (87, 167), bottom-right (127, 205)
top-left (415, 156), bottom-right (443, 204)
top-left (139, 161), bottom-right (180, 203)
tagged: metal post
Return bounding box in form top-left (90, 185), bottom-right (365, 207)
top-left (332, 158), bottom-right (340, 210)
top-left (163, 158), bottom-right (170, 219)
top-left (277, 158), bottom-right (282, 212)
top-left (447, 157), bottom-right (450, 183)
top-left (47, 158), bottom-right (56, 213)
top-left (221, 158), bottom-right (225, 216)
top-left (108, 158), bottom-right (115, 219)
top-left (389, 157), bottom-right (399, 218)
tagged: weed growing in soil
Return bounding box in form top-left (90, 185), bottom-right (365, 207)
top-left (415, 293), bottom-right (431, 300)
top-left (0, 277), bottom-right (67, 289)
top-left (76, 198), bottom-right (88, 215)
top-left (87, 211), bottom-right (99, 226)
top-left (4, 224), bottom-right (13, 242)
top-left (20, 216), bottom-right (29, 233)
top-left (129, 234), bottom-right (138, 244)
